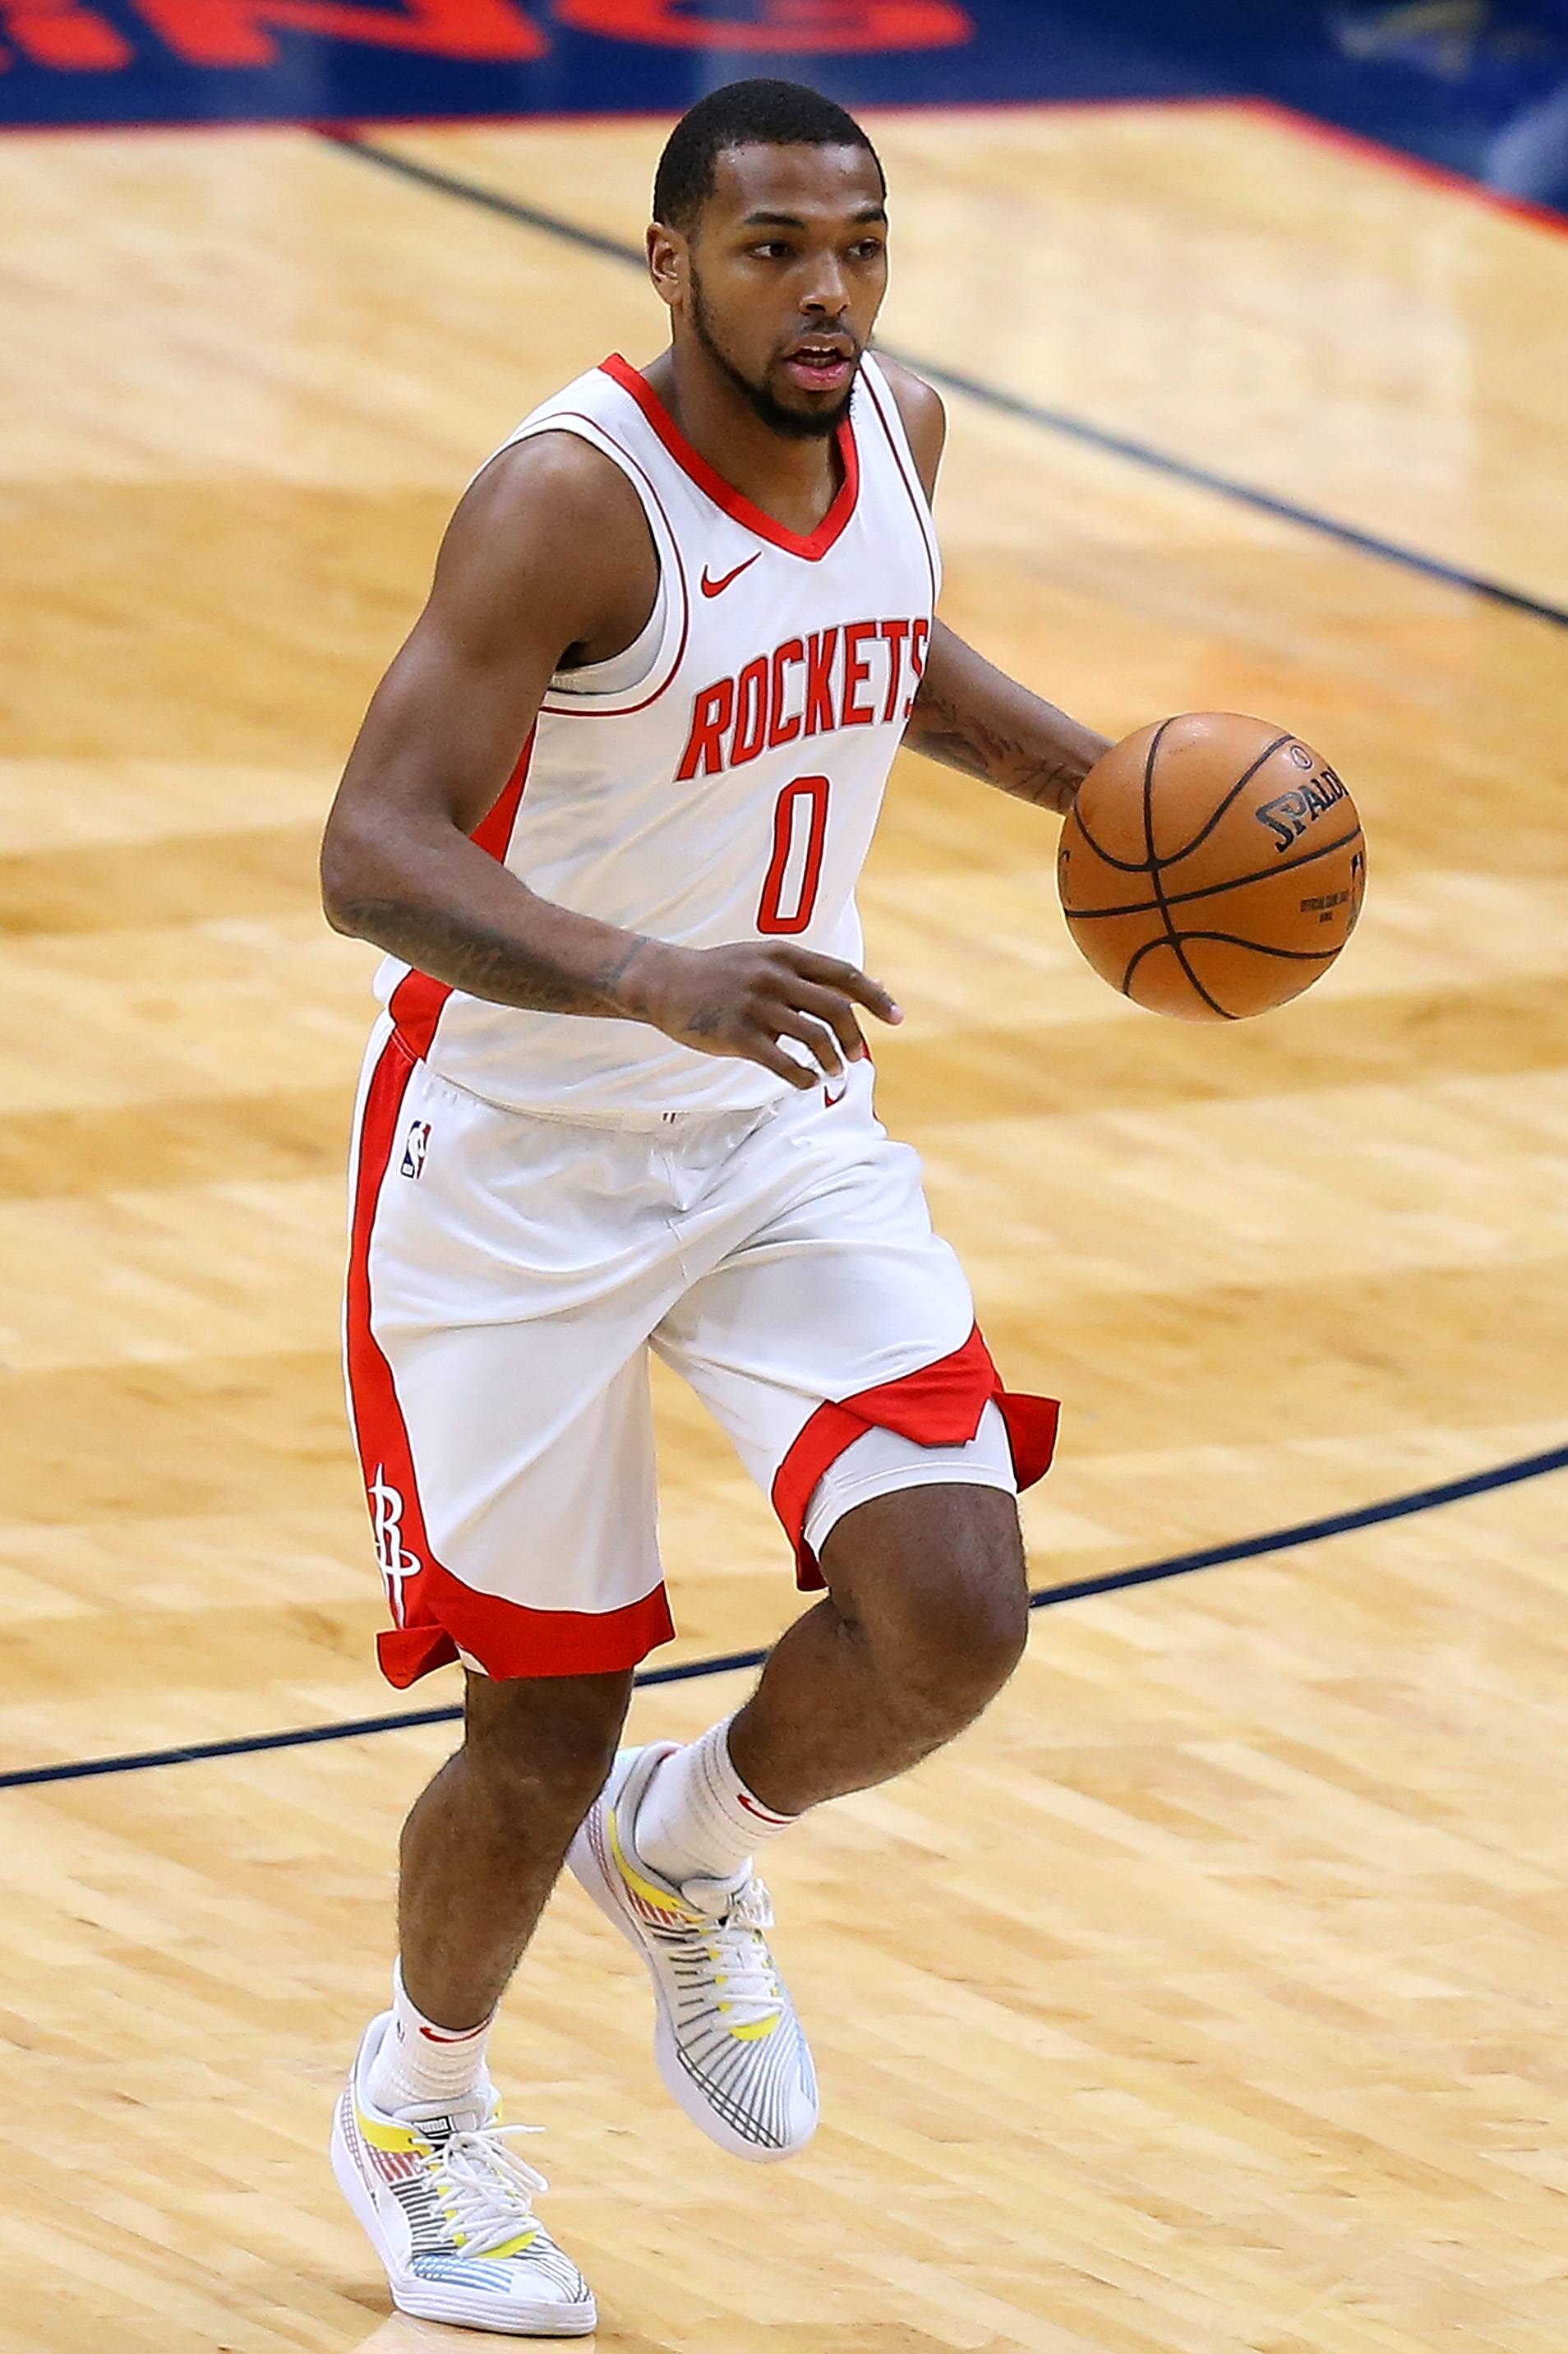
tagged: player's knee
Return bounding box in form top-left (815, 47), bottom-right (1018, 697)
top-left (903, 1572), bottom-right (1029, 1731)
top-left (856, 1501), bottom-right (1030, 1734)
top-left (461, 1671), bottom-right (628, 1830)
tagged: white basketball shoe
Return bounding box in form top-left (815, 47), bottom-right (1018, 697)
top-left (331, 2012), bottom-right (597, 2336)
top-left (567, 1742), bottom-right (819, 2163)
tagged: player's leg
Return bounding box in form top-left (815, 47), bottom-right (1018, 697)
top-left (361, 1333), bottom-right (662, 2102)
top-left (644, 1058), bottom-right (1051, 1849)
top-left (565, 1456), bottom-right (1031, 2173)
top-left (726, 1471), bottom-right (1030, 1815)
top-left (630, 1407), bottom-right (1026, 1881)
top-left (566, 1059), bottom-right (1056, 2163)
top-left (387, 1664), bottom-right (633, 2054)
top-left (339, 1686), bottom-right (637, 2338)
top-left (335, 1029), bottom-right (682, 2331)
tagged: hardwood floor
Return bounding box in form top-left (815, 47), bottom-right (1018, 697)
top-left (0, 100), bottom-right (1564, 2352)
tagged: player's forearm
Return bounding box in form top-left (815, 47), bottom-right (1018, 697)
top-left (322, 819), bottom-right (654, 1019)
top-left (905, 620), bottom-right (1109, 815)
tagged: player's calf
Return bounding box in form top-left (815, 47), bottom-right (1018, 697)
top-left (395, 1669), bottom-right (634, 2040)
top-left (339, 1673), bottom-right (630, 2335)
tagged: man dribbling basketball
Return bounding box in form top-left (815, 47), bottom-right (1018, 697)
top-left (321, 77), bottom-right (1108, 2335)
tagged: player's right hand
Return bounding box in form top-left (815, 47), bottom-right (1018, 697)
top-left (621, 941), bottom-right (903, 1088)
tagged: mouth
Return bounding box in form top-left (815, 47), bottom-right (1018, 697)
top-left (781, 336), bottom-right (856, 394)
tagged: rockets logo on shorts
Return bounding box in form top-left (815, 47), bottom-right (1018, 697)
top-left (368, 1466), bottom-right (421, 1621)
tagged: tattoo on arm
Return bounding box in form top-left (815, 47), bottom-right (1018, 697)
top-left (904, 678), bottom-right (1084, 815)
top-left (335, 898), bottom-right (653, 1018)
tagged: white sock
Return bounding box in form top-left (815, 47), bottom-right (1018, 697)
top-left (631, 1717), bottom-right (797, 1890)
top-left (366, 1959), bottom-right (495, 2117)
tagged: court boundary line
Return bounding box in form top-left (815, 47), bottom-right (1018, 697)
top-left (3, 1439), bottom-right (1563, 1793)
top-left (318, 126), bottom-right (1568, 633)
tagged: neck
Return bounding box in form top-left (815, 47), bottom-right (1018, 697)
top-left (643, 343), bottom-right (844, 538)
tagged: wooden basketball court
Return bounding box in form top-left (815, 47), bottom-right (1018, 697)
top-left (2, 101), bottom-right (1566, 2352)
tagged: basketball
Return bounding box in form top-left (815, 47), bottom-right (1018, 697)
top-left (1056, 713), bottom-right (1367, 1021)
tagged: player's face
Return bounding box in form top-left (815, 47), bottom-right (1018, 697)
top-left (671, 143), bottom-right (889, 440)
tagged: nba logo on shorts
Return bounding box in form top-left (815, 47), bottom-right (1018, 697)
top-left (368, 1465), bottom-right (421, 1622)
top-left (399, 1119), bottom-right (431, 1179)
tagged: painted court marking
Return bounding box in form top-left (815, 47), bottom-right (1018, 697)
top-left (3, 1440), bottom-right (1563, 1791)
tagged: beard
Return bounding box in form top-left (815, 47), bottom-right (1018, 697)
top-left (689, 269), bottom-right (856, 441)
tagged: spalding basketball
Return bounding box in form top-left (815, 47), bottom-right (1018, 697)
top-left (1056, 713), bottom-right (1367, 1021)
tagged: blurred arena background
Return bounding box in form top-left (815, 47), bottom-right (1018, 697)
top-left (2, 5), bottom-right (1566, 2351)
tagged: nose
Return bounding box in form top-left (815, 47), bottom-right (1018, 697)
top-left (800, 254), bottom-right (850, 318)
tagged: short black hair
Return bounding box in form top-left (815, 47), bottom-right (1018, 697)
top-left (653, 78), bottom-right (884, 235)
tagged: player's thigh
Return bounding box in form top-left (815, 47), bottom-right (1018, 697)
top-left (653, 1060), bottom-right (978, 1435)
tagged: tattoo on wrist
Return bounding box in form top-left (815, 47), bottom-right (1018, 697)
top-left (600, 935), bottom-right (659, 1018)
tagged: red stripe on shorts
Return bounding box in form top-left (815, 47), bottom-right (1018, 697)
top-left (770, 1324), bottom-right (1061, 1591)
top-left (388, 730), bottom-right (536, 1059)
top-left (346, 1030), bottom-right (676, 1687)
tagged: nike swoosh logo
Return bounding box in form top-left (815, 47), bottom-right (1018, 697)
top-left (418, 2023), bottom-right (485, 2043)
top-left (738, 1792), bottom-right (791, 1823)
top-left (701, 553), bottom-right (761, 598)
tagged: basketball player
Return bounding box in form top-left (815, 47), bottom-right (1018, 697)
top-left (321, 79), bottom-right (1109, 2335)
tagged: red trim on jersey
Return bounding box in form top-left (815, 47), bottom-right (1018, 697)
top-left (770, 1324), bottom-right (1060, 1590)
top-left (347, 1031), bottom-right (676, 1688)
top-left (389, 729), bottom-right (535, 1060)
top-left (599, 353), bottom-right (860, 563)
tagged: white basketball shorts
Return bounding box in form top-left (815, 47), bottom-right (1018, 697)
top-left (345, 1018), bottom-right (1059, 1687)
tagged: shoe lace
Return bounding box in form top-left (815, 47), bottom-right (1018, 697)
top-left (426, 2122), bottom-right (551, 2258)
top-left (665, 1875), bottom-right (782, 2023)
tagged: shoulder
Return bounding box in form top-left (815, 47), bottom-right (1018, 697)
top-left (870, 353), bottom-right (946, 501)
top-left (454, 427), bottom-right (653, 563)
top-left (431, 427), bottom-right (657, 645)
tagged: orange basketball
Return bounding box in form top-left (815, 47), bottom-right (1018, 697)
top-left (1056, 713), bottom-right (1367, 1021)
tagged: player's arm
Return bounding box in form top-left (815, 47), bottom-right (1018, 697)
top-left (321, 438), bottom-right (900, 1090)
top-left (908, 624), bottom-right (1109, 816)
top-left (879, 357), bottom-right (1112, 814)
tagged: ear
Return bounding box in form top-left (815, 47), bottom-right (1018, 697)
top-left (648, 220), bottom-right (686, 313)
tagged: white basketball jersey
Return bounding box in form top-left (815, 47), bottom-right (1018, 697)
top-left (376, 350), bottom-right (941, 1118)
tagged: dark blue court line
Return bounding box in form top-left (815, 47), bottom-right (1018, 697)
top-left (319, 129), bottom-right (1568, 636)
top-left (3, 1439), bottom-right (1562, 1793)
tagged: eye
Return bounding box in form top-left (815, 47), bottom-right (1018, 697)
top-left (750, 240), bottom-right (793, 261)
top-left (851, 238), bottom-right (885, 262)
